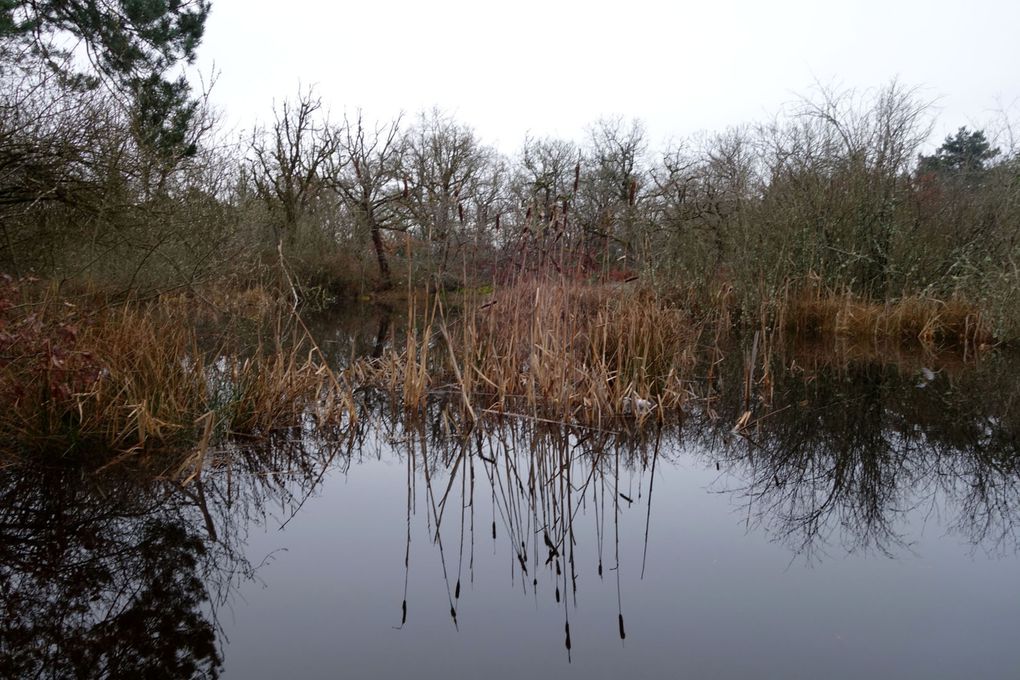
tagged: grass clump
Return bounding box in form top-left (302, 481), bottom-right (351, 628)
top-left (355, 277), bottom-right (699, 427)
top-left (785, 282), bottom-right (993, 351)
top-left (0, 277), bottom-right (355, 459)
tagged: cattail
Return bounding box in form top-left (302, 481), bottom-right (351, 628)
top-left (544, 530), bottom-right (556, 552)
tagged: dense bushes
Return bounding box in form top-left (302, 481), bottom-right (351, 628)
top-left (2, 72), bottom-right (1018, 335)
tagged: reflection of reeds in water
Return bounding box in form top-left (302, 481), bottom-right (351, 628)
top-left (370, 340), bottom-right (1019, 639)
top-left (387, 411), bottom-right (666, 659)
top-left (5, 341), bottom-right (1019, 669)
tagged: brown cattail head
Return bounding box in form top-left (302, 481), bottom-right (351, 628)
top-left (458, 203), bottom-right (464, 224)
top-left (628, 178), bottom-right (637, 206)
top-left (573, 161), bottom-right (580, 193)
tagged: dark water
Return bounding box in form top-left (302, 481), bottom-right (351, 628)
top-left (3, 318), bottom-right (1020, 679)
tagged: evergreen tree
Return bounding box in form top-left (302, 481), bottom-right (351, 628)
top-left (1, 1), bottom-right (210, 157)
top-left (918, 127), bottom-right (1000, 175)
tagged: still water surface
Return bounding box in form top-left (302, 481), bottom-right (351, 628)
top-left (2, 316), bottom-right (1019, 679)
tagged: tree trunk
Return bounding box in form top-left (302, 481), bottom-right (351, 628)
top-left (369, 215), bottom-right (392, 290)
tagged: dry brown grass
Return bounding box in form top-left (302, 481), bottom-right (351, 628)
top-left (353, 278), bottom-right (701, 427)
top-left (353, 274), bottom-right (1000, 431)
top-left (0, 281), bottom-right (355, 459)
top-left (2, 269), bottom-right (997, 459)
top-left (787, 285), bottom-right (993, 352)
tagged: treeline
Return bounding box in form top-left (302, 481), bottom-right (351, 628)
top-left (2, 58), bottom-right (1019, 331)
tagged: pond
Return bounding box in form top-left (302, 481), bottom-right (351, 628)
top-left (2, 310), bottom-right (1019, 679)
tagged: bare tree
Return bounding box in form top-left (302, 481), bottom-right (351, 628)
top-left (331, 111), bottom-right (403, 289)
top-left (515, 135), bottom-right (579, 222)
top-left (773, 80), bottom-right (933, 292)
top-left (400, 109), bottom-right (499, 272)
top-left (651, 128), bottom-right (758, 274)
top-left (576, 117), bottom-right (649, 268)
top-left (248, 87), bottom-right (339, 244)
top-left (0, 67), bottom-right (236, 288)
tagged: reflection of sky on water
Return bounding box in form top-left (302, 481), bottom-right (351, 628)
top-left (222, 445), bottom-right (1019, 680)
top-left (4, 341), bottom-right (1020, 679)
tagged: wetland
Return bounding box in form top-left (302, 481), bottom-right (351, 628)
top-left (3, 302), bottom-right (1018, 679)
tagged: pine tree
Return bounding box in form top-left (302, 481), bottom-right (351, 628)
top-left (918, 127), bottom-right (1000, 175)
top-left (1, 1), bottom-right (210, 157)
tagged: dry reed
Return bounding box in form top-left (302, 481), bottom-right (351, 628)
top-left (354, 278), bottom-right (701, 427)
top-left (0, 281), bottom-right (355, 459)
top-left (786, 283), bottom-right (993, 351)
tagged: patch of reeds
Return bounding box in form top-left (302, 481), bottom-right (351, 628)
top-left (353, 278), bottom-right (701, 427)
top-left (785, 283), bottom-right (994, 351)
top-left (0, 278), bottom-right (355, 460)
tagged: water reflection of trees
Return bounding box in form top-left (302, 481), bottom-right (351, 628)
top-left (1, 344), bottom-right (1018, 671)
top-left (0, 424), bottom-right (358, 679)
top-left (696, 348), bottom-right (1020, 558)
top-left (0, 461), bottom-right (223, 678)
top-left (369, 351), bottom-right (1020, 662)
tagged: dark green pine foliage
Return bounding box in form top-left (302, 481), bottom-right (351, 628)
top-left (918, 127), bottom-right (1000, 175)
top-left (0, 1), bottom-right (210, 158)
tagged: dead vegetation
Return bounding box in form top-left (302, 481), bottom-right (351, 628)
top-left (785, 281), bottom-right (994, 352)
top-left (351, 272), bottom-right (1002, 431)
top-left (0, 267), bottom-right (1003, 460)
top-left (353, 277), bottom-right (700, 428)
top-left (0, 278), bottom-right (355, 460)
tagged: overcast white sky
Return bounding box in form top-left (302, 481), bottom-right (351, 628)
top-left (194, 0), bottom-right (1020, 153)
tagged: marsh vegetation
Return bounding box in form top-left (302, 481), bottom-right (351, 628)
top-left (2, 2), bottom-right (1020, 677)
top-left (3, 332), bottom-right (1019, 677)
